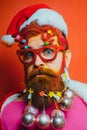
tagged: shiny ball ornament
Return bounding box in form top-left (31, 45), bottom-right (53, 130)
top-left (59, 97), bottom-right (73, 110)
top-left (64, 89), bottom-right (74, 99)
top-left (51, 109), bottom-right (65, 118)
top-left (21, 112), bottom-right (35, 127)
top-left (51, 115), bottom-right (65, 129)
top-left (37, 114), bottom-right (50, 129)
top-left (24, 105), bottom-right (38, 116)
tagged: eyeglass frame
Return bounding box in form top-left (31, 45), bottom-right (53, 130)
top-left (16, 44), bottom-right (65, 65)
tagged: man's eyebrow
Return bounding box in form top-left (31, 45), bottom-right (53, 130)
top-left (27, 45), bottom-right (44, 49)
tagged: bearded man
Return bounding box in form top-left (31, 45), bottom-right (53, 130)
top-left (0, 4), bottom-right (87, 130)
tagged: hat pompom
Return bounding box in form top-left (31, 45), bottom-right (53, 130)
top-left (1, 35), bottom-right (15, 47)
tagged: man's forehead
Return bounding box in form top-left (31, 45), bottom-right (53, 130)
top-left (27, 34), bottom-right (59, 48)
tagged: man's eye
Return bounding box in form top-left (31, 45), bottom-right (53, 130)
top-left (41, 48), bottom-right (55, 59)
top-left (23, 52), bottom-right (34, 62)
top-left (43, 48), bottom-right (54, 55)
top-left (25, 52), bottom-right (33, 58)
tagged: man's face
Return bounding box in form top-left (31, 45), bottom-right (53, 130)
top-left (24, 34), bottom-right (71, 108)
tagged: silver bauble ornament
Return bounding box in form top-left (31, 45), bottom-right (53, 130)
top-left (37, 114), bottom-right (50, 129)
top-left (24, 105), bottom-right (38, 116)
top-left (21, 112), bottom-right (35, 127)
top-left (64, 89), bottom-right (74, 99)
top-left (51, 109), bottom-right (65, 118)
top-left (51, 114), bottom-right (65, 129)
top-left (59, 97), bottom-right (73, 110)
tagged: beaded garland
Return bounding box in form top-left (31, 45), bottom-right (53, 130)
top-left (21, 87), bottom-right (74, 129)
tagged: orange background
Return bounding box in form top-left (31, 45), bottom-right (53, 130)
top-left (0, 0), bottom-right (87, 101)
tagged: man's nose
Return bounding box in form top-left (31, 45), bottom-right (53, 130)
top-left (34, 55), bottom-right (45, 66)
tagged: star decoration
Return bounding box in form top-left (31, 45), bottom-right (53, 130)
top-left (56, 91), bottom-right (62, 98)
top-left (62, 73), bottom-right (67, 80)
top-left (28, 88), bottom-right (34, 94)
top-left (48, 91), bottom-right (54, 98)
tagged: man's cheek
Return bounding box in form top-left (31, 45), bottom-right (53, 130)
top-left (47, 53), bottom-right (64, 73)
top-left (25, 65), bottom-right (33, 77)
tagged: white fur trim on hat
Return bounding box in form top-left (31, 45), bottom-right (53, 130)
top-left (1, 35), bottom-right (15, 46)
top-left (20, 8), bottom-right (68, 36)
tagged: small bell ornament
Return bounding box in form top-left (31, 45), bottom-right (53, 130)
top-left (59, 97), bottom-right (73, 110)
top-left (21, 112), bottom-right (35, 127)
top-left (64, 89), bottom-right (74, 99)
top-left (51, 113), bottom-right (65, 129)
top-left (37, 113), bottom-right (50, 129)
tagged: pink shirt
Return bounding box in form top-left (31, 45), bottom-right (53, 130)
top-left (1, 96), bottom-right (87, 130)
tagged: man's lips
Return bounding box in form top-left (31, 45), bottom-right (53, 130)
top-left (30, 73), bottom-right (56, 79)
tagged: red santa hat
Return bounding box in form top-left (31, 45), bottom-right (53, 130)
top-left (1, 4), bottom-right (68, 47)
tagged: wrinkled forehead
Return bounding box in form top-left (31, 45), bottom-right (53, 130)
top-left (27, 34), bottom-right (59, 49)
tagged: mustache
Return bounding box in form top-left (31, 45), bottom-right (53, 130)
top-left (29, 67), bottom-right (58, 79)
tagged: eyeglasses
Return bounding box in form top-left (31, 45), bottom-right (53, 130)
top-left (16, 45), bottom-right (65, 65)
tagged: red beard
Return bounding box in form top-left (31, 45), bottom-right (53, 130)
top-left (25, 67), bottom-right (65, 108)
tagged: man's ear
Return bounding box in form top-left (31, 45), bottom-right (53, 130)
top-left (65, 50), bottom-right (72, 68)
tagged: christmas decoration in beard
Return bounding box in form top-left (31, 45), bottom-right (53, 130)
top-left (21, 86), bottom-right (74, 129)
